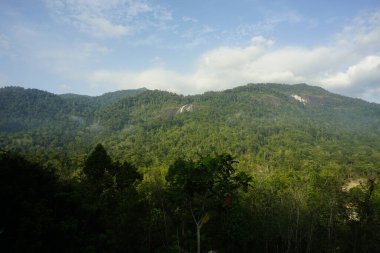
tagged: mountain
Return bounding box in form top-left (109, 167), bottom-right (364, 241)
top-left (1, 83), bottom-right (380, 175)
top-left (2, 83), bottom-right (380, 252)
top-left (0, 86), bottom-right (146, 132)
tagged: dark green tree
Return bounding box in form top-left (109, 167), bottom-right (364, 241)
top-left (113, 161), bottom-right (142, 189)
top-left (83, 144), bottom-right (113, 192)
top-left (166, 154), bottom-right (251, 253)
top-left (0, 151), bottom-right (94, 253)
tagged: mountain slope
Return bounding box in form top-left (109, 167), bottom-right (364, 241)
top-left (1, 83), bottom-right (380, 175)
top-left (0, 86), bottom-right (147, 132)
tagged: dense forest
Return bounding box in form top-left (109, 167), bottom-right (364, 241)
top-left (1, 83), bottom-right (380, 252)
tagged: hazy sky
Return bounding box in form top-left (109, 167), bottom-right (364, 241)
top-left (1, 0), bottom-right (380, 103)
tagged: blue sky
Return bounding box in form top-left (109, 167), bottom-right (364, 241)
top-left (1, 0), bottom-right (380, 103)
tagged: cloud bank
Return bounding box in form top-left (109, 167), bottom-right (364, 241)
top-left (88, 10), bottom-right (380, 102)
top-left (4, 2), bottom-right (379, 103)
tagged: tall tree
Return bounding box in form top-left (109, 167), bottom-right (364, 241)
top-left (83, 143), bottom-right (113, 193)
top-left (166, 154), bottom-right (251, 253)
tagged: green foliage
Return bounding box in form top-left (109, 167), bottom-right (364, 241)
top-left (166, 154), bottom-right (252, 252)
top-left (83, 143), bottom-right (113, 188)
top-left (2, 83), bottom-right (380, 252)
top-left (2, 83), bottom-right (380, 177)
top-left (2, 143), bottom-right (380, 252)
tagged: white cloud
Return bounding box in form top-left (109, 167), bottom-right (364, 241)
top-left (152, 5), bottom-right (172, 22)
top-left (88, 37), bottom-right (305, 94)
top-left (88, 10), bottom-right (380, 102)
top-left (7, 3), bottom-right (371, 102)
top-left (81, 42), bottom-right (112, 55)
top-left (321, 56), bottom-right (380, 88)
top-left (45, 0), bottom-right (171, 37)
top-left (336, 10), bottom-right (380, 47)
top-left (76, 13), bottom-right (129, 37)
top-left (225, 10), bottom-right (303, 43)
top-left (177, 25), bottom-right (217, 49)
top-left (89, 68), bottom-right (193, 94)
top-left (182, 16), bottom-right (198, 23)
top-left (255, 10), bottom-right (302, 31)
top-left (125, 0), bottom-right (152, 16)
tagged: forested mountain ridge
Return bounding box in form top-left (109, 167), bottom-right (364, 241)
top-left (2, 83), bottom-right (378, 131)
top-left (1, 83), bottom-right (380, 174)
top-left (0, 86), bottom-right (146, 131)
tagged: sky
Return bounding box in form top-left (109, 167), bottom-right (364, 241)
top-left (1, 0), bottom-right (380, 103)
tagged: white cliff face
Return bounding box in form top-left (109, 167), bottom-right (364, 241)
top-left (291, 94), bottom-right (308, 105)
top-left (177, 104), bottom-right (193, 114)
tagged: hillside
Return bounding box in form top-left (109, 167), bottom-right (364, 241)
top-left (2, 83), bottom-right (380, 252)
top-left (1, 83), bottom-right (380, 175)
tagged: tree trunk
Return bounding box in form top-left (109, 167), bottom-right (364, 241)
top-left (177, 228), bottom-right (181, 253)
top-left (197, 224), bottom-right (201, 253)
top-left (295, 206), bottom-right (300, 253)
top-left (190, 206), bottom-right (203, 253)
top-left (306, 221), bottom-right (313, 253)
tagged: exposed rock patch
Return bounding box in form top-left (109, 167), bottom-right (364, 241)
top-left (291, 94), bottom-right (308, 105)
top-left (177, 104), bottom-right (193, 114)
